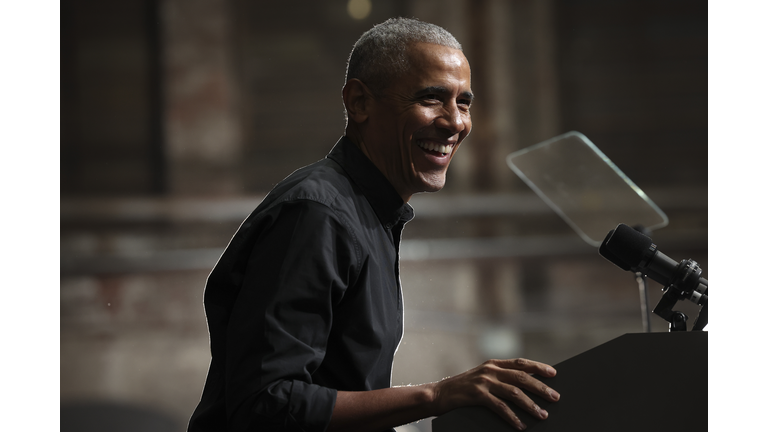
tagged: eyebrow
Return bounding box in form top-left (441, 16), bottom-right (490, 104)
top-left (415, 86), bottom-right (474, 102)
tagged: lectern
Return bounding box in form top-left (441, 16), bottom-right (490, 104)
top-left (432, 332), bottom-right (707, 432)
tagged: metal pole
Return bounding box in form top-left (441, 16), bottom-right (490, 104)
top-left (635, 272), bottom-right (652, 333)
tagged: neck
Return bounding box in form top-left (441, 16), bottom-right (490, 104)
top-left (344, 129), bottom-right (412, 203)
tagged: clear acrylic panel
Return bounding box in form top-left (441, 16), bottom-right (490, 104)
top-left (506, 131), bottom-right (668, 247)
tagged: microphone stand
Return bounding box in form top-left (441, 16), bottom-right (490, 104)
top-left (635, 272), bottom-right (652, 333)
top-left (651, 259), bottom-right (708, 332)
top-left (632, 226), bottom-right (653, 333)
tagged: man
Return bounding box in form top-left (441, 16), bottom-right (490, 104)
top-left (188, 17), bottom-right (559, 432)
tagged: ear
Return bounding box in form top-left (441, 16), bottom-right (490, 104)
top-left (342, 79), bottom-right (373, 124)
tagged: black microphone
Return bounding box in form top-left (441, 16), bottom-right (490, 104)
top-left (599, 223), bottom-right (707, 305)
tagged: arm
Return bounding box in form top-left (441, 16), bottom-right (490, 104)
top-left (222, 200), bottom-right (559, 431)
top-left (223, 200), bottom-right (355, 431)
top-left (328, 358), bottom-right (560, 432)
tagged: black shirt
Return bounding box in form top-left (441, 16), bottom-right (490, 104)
top-left (188, 136), bottom-right (415, 432)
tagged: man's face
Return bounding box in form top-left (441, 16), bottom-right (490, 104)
top-left (362, 42), bottom-right (473, 202)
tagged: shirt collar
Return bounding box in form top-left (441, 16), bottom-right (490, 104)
top-left (327, 136), bottom-right (414, 228)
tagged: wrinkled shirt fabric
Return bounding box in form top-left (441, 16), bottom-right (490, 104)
top-left (188, 136), bottom-right (414, 432)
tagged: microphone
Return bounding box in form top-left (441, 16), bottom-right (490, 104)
top-left (599, 223), bottom-right (707, 306)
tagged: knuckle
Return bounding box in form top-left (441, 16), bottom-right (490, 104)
top-left (511, 369), bottom-right (528, 382)
top-left (479, 362), bottom-right (499, 375)
top-left (506, 385), bottom-right (521, 399)
top-left (513, 358), bottom-right (529, 368)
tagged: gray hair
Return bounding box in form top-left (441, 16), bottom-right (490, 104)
top-left (345, 17), bottom-right (463, 94)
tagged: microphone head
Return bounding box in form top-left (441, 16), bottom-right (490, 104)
top-left (602, 223), bottom-right (654, 269)
top-left (599, 228), bottom-right (632, 271)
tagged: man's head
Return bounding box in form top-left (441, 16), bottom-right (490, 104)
top-left (345, 17), bottom-right (463, 95)
top-left (343, 18), bottom-right (473, 203)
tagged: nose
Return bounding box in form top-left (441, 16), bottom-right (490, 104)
top-left (435, 101), bottom-right (468, 136)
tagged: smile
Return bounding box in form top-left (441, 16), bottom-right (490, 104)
top-left (417, 140), bottom-right (454, 156)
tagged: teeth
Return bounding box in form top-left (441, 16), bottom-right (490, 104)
top-left (418, 141), bottom-right (453, 155)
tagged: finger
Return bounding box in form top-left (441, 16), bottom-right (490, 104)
top-left (492, 381), bottom-right (550, 421)
top-left (495, 368), bottom-right (560, 402)
top-left (482, 392), bottom-right (528, 431)
top-left (494, 358), bottom-right (557, 378)
top-left (492, 359), bottom-right (560, 401)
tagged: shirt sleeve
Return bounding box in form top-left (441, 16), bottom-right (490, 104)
top-left (223, 199), bottom-right (359, 431)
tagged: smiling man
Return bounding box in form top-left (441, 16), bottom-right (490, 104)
top-left (344, 38), bottom-right (473, 202)
top-left (188, 18), bottom-right (559, 432)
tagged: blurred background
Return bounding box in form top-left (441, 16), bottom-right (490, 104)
top-left (60, 0), bottom-right (707, 430)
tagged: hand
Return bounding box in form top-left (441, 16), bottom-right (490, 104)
top-left (427, 358), bottom-right (560, 431)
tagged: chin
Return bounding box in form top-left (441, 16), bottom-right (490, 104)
top-left (416, 176), bottom-right (447, 193)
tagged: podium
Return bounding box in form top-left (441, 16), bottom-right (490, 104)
top-left (432, 332), bottom-right (707, 431)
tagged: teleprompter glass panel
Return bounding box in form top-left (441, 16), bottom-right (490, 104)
top-left (506, 131), bottom-right (668, 247)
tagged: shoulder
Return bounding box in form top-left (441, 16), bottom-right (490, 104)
top-left (257, 158), bottom-right (367, 224)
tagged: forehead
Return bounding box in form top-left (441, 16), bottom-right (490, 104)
top-left (399, 42), bottom-right (471, 91)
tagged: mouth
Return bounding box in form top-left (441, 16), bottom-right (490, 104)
top-left (416, 140), bottom-right (455, 157)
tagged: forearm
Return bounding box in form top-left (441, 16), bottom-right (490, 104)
top-left (327, 383), bottom-right (439, 432)
top-left (326, 359), bottom-right (561, 432)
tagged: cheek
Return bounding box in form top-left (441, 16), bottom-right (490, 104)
top-left (405, 108), bottom-right (439, 133)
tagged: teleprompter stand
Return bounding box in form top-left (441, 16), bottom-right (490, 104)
top-left (431, 332), bottom-right (707, 432)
